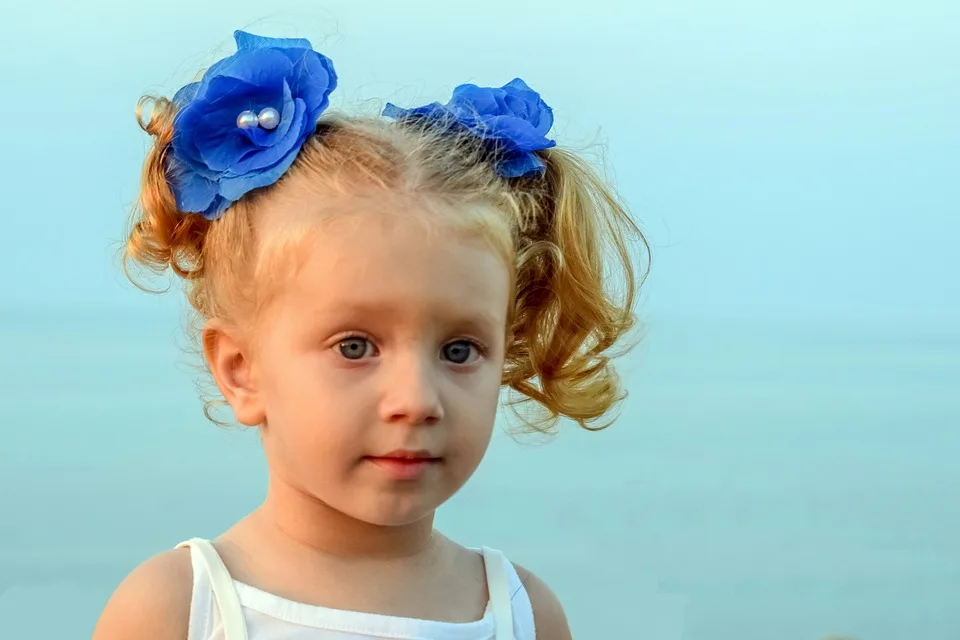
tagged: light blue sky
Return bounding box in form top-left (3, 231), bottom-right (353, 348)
top-left (0, 0), bottom-right (956, 325)
top-left (1, 5), bottom-right (958, 636)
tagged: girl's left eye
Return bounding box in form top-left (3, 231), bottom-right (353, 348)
top-left (442, 340), bottom-right (481, 365)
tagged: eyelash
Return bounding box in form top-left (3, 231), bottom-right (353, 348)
top-left (332, 334), bottom-right (488, 363)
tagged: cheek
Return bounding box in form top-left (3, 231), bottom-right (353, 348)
top-left (259, 368), bottom-right (364, 479)
top-left (258, 350), bottom-right (359, 444)
top-left (260, 352), bottom-right (313, 416)
top-left (450, 368), bottom-right (501, 447)
top-left (260, 346), bottom-right (341, 406)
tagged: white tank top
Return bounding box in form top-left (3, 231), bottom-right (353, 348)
top-left (176, 538), bottom-right (536, 640)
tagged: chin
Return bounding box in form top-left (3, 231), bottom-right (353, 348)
top-left (361, 505), bottom-right (436, 528)
top-left (345, 494), bottom-right (441, 528)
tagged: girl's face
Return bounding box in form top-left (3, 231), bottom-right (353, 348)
top-left (246, 201), bottom-right (510, 526)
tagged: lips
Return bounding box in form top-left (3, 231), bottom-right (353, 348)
top-left (364, 450), bottom-right (441, 480)
top-left (373, 449), bottom-right (439, 461)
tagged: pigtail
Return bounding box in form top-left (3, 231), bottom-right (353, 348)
top-left (503, 148), bottom-right (649, 433)
top-left (123, 96), bottom-right (210, 288)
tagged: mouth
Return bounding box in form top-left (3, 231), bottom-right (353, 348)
top-left (364, 450), bottom-right (442, 480)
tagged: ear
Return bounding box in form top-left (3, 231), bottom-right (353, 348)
top-left (202, 319), bottom-right (265, 427)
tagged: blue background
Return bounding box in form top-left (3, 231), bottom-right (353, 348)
top-left (1, 2), bottom-right (956, 638)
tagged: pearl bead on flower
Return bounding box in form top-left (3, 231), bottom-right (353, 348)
top-left (236, 107), bottom-right (281, 130)
top-left (236, 110), bottom-right (259, 129)
top-left (257, 107), bottom-right (280, 130)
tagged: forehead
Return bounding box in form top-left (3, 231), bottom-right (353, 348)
top-left (259, 195), bottom-right (513, 325)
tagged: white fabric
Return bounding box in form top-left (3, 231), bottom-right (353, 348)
top-left (176, 538), bottom-right (535, 640)
top-left (176, 539), bottom-right (249, 640)
top-left (480, 547), bottom-right (514, 638)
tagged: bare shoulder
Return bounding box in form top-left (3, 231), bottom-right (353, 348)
top-left (92, 547), bottom-right (193, 640)
top-left (512, 562), bottom-right (573, 640)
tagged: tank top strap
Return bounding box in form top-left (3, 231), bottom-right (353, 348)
top-left (176, 538), bottom-right (249, 640)
top-left (480, 546), bottom-right (516, 640)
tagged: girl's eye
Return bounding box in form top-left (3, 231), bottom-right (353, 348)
top-left (442, 340), bottom-right (480, 365)
top-left (337, 337), bottom-right (375, 360)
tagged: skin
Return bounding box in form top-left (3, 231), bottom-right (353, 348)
top-left (93, 191), bottom-right (572, 639)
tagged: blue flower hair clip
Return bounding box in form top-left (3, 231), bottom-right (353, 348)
top-left (167, 30), bottom-right (338, 220)
top-left (382, 78), bottom-right (556, 179)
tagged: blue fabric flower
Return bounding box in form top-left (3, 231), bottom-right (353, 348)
top-left (167, 31), bottom-right (337, 219)
top-left (382, 78), bottom-right (556, 178)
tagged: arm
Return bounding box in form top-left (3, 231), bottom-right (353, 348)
top-left (91, 548), bottom-right (192, 640)
top-left (513, 563), bottom-right (573, 640)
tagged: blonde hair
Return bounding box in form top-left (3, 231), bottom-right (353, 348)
top-left (125, 95), bottom-right (649, 434)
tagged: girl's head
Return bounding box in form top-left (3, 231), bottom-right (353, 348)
top-left (125, 32), bottom-right (647, 526)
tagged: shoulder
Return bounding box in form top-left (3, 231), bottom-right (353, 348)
top-left (512, 561), bottom-right (573, 640)
top-left (92, 547), bottom-right (193, 640)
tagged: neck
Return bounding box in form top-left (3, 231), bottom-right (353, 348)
top-left (252, 474), bottom-right (438, 561)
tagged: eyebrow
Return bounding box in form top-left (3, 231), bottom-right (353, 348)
top-left (324, 301), bottom-right (503, 331)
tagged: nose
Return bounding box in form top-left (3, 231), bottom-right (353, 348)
top-left (378, 351), bottom-right (445, 426)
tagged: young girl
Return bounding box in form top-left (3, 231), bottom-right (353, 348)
top-left (93, 30), bottom-right (645, 640)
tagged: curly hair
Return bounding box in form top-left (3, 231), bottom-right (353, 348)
top-left (124, 95), bottom-right (649, 434)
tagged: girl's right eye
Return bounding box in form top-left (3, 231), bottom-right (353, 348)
top-left (337, 337), bottom-right (376, 360)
